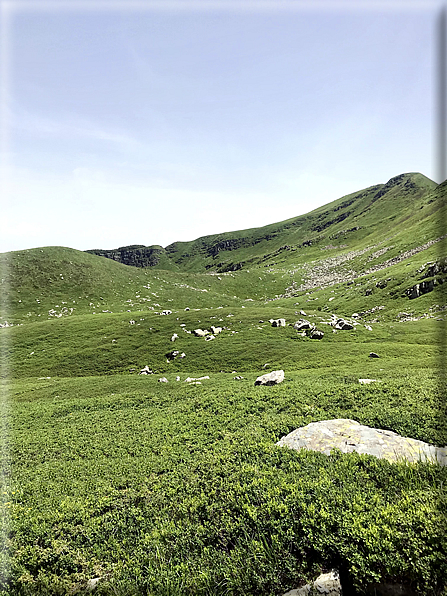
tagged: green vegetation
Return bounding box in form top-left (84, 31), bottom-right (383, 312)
top-left (0, 172), bottom-right (446, 595)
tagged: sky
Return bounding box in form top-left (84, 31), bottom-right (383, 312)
top-left (0, 0), bottom-right (444, 253)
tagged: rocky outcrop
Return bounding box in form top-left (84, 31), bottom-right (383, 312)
top-left (86, 245), bottom-right (166, 268)
top-left (254, 370), bottom-right (285, 386)
top-left (277, 419), bottom-right (447, 465)
top-left (406, 276), bottom-right (445, 299)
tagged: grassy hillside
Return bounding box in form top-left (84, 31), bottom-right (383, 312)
top-left (86, 173), bottom-right (442, 273)
top-left (1, 172), bottom-right (446, 596)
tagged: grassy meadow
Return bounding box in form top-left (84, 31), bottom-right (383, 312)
top-left (1, 173), bottom-right (446, 595)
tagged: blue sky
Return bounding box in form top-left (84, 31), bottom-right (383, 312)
top-left (1, 1), bottom-right (442, 252)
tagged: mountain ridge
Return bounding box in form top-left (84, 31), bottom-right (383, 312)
top-left (85, 172), bottom-right (440, 272)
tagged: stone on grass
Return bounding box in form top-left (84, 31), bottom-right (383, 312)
top-left (204, 335), bottom-right (215, 341)
top-left (210, 326), bottom-right (222, 334)
top-left (171, 333), bottom-right (178, 342)
top-left (335, 318), bottom-right (353, 330)
top-left (166, 350), bottom-right (180, 361)
top-left (86, 577), bottom-right (101, 592)
top-left (369, 352), bottom-right (380, 358)
top-left (309, 328), bottom-right (324, 340)
top-left (294, 319), bottom-right (311, 331)
top-left (255, 369), bottom-right (284, 386)
top-left (359, 379), bottom-right (378, 384)
top-left (158, 377), bottom-right (168, 383)
top-left (139, 365), bottom-right (153, 375)
top-left (282, 570), bottom-right (341, 596)
top-left (271, 318), bottom-right (286, 327)
top-left (193, 328), bottom-right (209, 337)
top-left (277, 419), bottom-right (447, 465)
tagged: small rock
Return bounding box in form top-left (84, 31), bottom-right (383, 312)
top-left (335, 318), bottom-right (353, 330)
top-left (176, 376), bottom-right (180, 381)
top-left (166, 350), bottom-right (180, 361)
top-left (271, 318), bottom-right (286, 327)
top-left (309, 328), bottom-right (324, 340)
top-left (369, 352), bottom-right (380, 358)
top-left (86, 577), bottom-right (101, 592)
top-left (158, 377), bottom-right (168, 383)
top-left (294, 319), bottom-right (311, 331)
top-left (139, 365), bottom-right (153, 375)
top-left (171, 333), bottom-right (178, 342)
top-left (359, 379), bottom-right (378, 384)
top-left (210, 326), bottom-right (222, 334)
top-left (255, 370), bottom-right (284, 386)
top-left (204, 335), bottom-right (215, 341)
top-left (185, 376), bottom-right (210, 382)
top-left (233, 375), bottom-right (244, 380)
top-left (193, 328), bottom-right (209, 337)
top-left (282, 570), bottom-right (341, 596)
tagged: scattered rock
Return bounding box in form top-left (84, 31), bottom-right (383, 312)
top-left (271, 318), bottom-right (286, 327)
top-left (185, 307), bottom-right (190, 311)
top-left (255, 369), bottom-right (285, 386)
top-left (309, 328), bottom-right (324, 340)
top-left (233, 375), bottom-right (244, 380)
top-left (359, 379), bottom-right (378, 384)
top-left (158, 377), bottom-right (168, 383)
top-left (161, 309), bottom-right (172, 315)
top-left (294, 319), bottom-right (311, 331)
top-left (176, 376), bottom-right (180, 381)
top-left (334, 318), bottom-right (353, 330)
top-left (204, 335), bottom-right (215, 341)
top-left (86, 577), bottom-right (101, 592)
top-left (139, 365), bottom-right (153, 375)
top-left (369, 352), bottom-right (380, 358)
top-left (277, 419), bottom-right (447, 464)
top-left (193, 328), bottom-right (209, 337)
top-left (129, 320), bottom-right (135, 325)
top-left (171, 333), bottom-right (178, 342)
top-left (210, 326), bottom-right (222, 334)
top-left (364, 325), bottom-right (372, 331)
top-left (166, 350), bottom-right (180, 361)
top-left (282, 570), bottom-right (341, 596)
top-left (185, 376), bottom-right (210, 382)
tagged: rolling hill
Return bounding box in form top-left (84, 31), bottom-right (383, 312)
top-left (1, 172), bottom-right (446, 596)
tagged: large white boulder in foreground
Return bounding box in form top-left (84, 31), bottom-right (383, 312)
top-left (254, 370), bottom-right (284, 386)
top-left (277, 419), bottom-right (446, 465)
